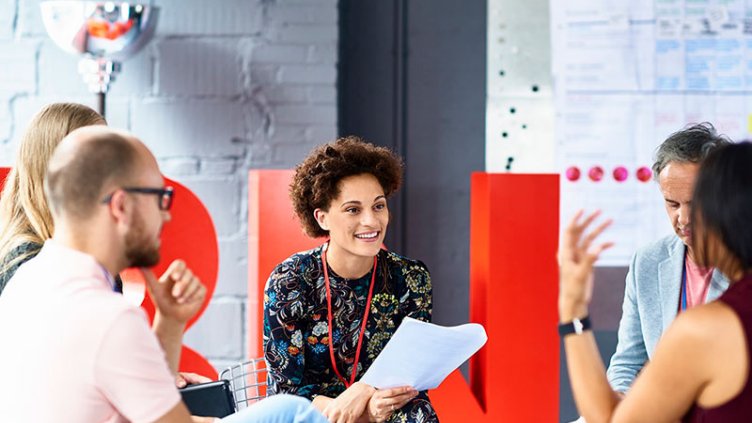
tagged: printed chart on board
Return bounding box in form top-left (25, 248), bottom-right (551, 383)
top-left (550, 0), bottom-right (752, 265)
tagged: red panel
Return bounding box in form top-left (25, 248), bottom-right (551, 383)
top-left (428, 173), bottom-right (559, 421)
top-left (430, 370), bottom-right (485, 420)
top-left (247, 170), bottom-right (321, 358)
top-left (0, 168), bottom-right (8, 188)
top-left (469, 172), bottom-right (490, 409)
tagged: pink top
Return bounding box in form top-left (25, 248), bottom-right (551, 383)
top-left (684, 256), bottom-right (713, 309)
top-left (0, 241), bottom-right (180, 423)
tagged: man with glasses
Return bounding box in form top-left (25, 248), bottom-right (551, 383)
top-left (0, 127), bottom-right (326, 422)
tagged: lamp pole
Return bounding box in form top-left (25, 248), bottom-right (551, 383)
top-left (41, 1), bottom-right (159, 119)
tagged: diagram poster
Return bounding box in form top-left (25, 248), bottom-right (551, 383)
top-left (549, 0), bottom-right (752, 264)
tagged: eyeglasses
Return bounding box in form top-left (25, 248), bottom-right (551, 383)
top-left (101, 186), bottom-right (175, 211)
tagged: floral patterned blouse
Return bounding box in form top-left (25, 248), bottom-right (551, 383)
top-left (263, 245), bottom-right (438, 422)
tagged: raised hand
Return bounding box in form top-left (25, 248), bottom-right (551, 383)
top-left (144, 259), bottom-right (206, 324)
top-left (558, 210), bottom-right (613, 321)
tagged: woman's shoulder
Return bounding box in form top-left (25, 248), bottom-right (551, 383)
top-left (268, 245), bottom-right (324, 282)
top-left (0, 241), bottom-right (42, 273)
top-left (3, 241), bottom-right (42, 262)
top-left (0, 241), bottom-right (42, 293)
top-left (382, 250), bottom-right (430, 275)
top-left (666, 302), bottom-right (739, 350)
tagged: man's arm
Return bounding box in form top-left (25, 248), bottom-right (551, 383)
top-left (152, 313), bottom-right (185, 375)
top-left (153, 401), bottom-right (203, 423)
top-left (145, 260), bottom-right (207, 374)
top-left (96, 307), bottom-right (187, 423)
top-left (606, 254), bottom-right (649, 393)
top-left (151, 401), bottom-right (218, 423)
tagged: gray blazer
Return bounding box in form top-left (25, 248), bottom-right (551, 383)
top-left (605, 235), bottom-right (729, 392)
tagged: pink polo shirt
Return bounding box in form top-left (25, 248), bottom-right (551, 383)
top-left (0, 240), bottom-right (180, 422)
top-left (684, 256), bottom-right (714, 309)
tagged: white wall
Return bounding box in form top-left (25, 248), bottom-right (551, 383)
top-left (0, 0), bottom-right (338, 372)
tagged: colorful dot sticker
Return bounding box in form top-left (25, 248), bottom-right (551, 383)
top-left (565, 166), bottom-right (581, 182)
top-left (588, 166), bottom-right (604, 182)
top-left (612, 166), bottom-right (628, 182)
top-left (636, 166), bottom-right (652, 182)
top-left (565, 164), bottom-right (652, 183)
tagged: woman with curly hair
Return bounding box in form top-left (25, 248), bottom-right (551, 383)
top-left (263, 137), bottom-right (438, 423)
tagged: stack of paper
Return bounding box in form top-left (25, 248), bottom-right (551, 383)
top-left (360, 317), bottom-right (487, 391)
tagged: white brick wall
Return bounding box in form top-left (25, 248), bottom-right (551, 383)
top-left (0, 0), bottom-right (15, 39)
top-left (157, 38), bottom-right (243, 96)
top-left (131, 100), bottom-right (246, 157)
top-left (156, 0), bottom-right (264, 36)
top-left (0, 0), bottom-right (339, 369)
top-left (183, 300), bottom-right (244, 358)
top-left (0, 41), bottom-right (38, 93)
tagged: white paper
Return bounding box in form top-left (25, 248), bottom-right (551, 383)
top-left (359, 317), bottom-right (487, 391)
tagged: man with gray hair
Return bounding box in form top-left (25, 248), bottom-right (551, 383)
top-left (0, 126), bottom-right (326, 422)
top-left (606, 123), bottom-right (731, 393)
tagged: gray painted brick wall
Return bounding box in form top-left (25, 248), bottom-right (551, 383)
top-left (0, 0), bottom-right (338, 373)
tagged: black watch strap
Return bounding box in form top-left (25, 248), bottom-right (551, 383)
top-left (558, 315), bottom-right (591, 336)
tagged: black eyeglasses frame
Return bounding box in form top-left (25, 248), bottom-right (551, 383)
top-left (101, 186), bottom-right (175, 211)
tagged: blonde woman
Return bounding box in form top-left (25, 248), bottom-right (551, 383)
top-left (0, 102), bottom-right (211, 389)
top-left (0, 103), bottom-right (105, 293)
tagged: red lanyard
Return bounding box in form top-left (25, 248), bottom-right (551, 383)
top-left (321, 244), bottom-right (377, 388)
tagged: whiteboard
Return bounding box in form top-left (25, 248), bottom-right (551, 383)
top-left (488, 0), bottom-right (752, 265)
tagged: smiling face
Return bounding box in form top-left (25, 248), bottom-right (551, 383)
top-left (314, 173), bottom-right (388, 273)
top-left (658, 161), bottom-right (700, 257)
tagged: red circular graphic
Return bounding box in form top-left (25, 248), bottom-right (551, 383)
top-left (588, 166), bottom-right (604, 182)
top-left (612, 166), bottom-right (628, 182)
top-left (565, 166), bottom-right (581, 182)
top-left (636, 166), bottom-right (652, 182)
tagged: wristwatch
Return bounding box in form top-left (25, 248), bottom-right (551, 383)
top-left (558, 315), bottom-right (591, 337)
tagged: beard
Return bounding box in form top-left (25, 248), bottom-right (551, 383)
top-left (124, 209), bottom-right (161, 268)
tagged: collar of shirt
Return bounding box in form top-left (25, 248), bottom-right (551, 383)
top-left (40, 240), bottom-right (116, 292)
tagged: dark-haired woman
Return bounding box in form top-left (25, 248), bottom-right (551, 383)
top-left (263, 137), bottom-right (438, 423)
top-left (560, 141), bottom-right (752, 423)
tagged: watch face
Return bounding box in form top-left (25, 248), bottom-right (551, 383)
top-left (573, 319), bottom-right (584, 334)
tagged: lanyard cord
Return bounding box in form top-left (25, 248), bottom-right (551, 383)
top-left (98, 264), bottom-right (117, 292)
top-left (322, 244), bottom-right (378, 388)
top-left (680, 253), bottom-right (688, 311)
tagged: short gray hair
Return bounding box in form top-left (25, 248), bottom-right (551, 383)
top-left (652, 122), bottom-right (732, 180)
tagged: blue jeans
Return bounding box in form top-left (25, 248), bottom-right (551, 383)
top-left (220, 394), bottom-right (327, 423)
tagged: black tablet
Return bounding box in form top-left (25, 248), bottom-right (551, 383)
top-left (179, 380), bottom-right (236, 418)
